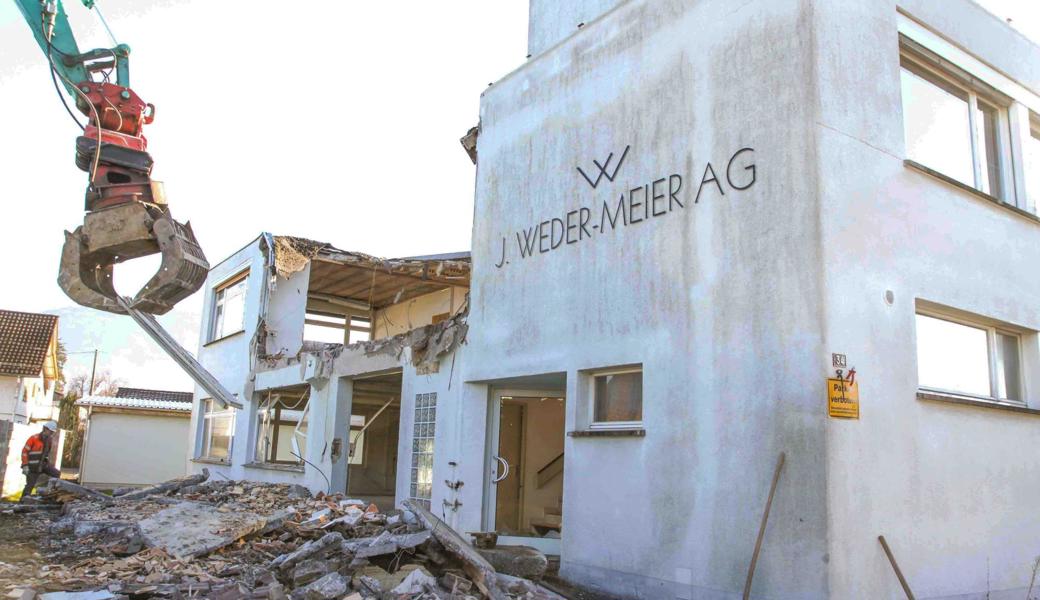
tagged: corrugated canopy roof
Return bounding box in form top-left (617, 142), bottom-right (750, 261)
top-left (115, 387), bottom-right (193, 403)
top-left (77, 394), bottom-right (192, 413)
top-left (0, 309), bottom-right (58, 378)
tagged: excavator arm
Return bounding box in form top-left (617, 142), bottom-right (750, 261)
top-left (14, 0), bottom-right (208, 315)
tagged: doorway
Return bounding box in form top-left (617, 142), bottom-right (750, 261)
top-left (485, 389), bottom-right (566, 555)
top-left (346, 371), bottom-right (401, 508)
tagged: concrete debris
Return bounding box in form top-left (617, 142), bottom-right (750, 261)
top-left (355, 303), bottom-right (469, 374)
top-left (116, 469), bottom-right (209, 501)
top-left (1, 475), bottom-right (556, 600)
top-left (136, 501), bottom-right (267, 559)
top-left (288, 572), bottom-right (347, 600)
top-left (391, 566), bottom-right (438, 594)
top-left (477, 546), bottom-right (548, 581)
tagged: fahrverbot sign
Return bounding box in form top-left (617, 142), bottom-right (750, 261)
top-left (493, 145), bottom-right (758, 268)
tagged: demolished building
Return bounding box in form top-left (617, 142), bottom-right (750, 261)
top-left (186, 0), bottom-right (1040, 598)
top-left (188, 236), bottom-right (471, 516)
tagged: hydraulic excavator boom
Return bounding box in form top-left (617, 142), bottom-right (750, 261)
top-left (14, 0), bottom-right (208, 315)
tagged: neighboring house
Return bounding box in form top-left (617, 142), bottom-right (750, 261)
top-left (188, 2), bottom-right (1040, 599)
top-left (0, 309), bottom-right (61, 498)
top-left (77, 387), bottom-right (193, 488)
top-left (0, 309), bottom-right (60, 424)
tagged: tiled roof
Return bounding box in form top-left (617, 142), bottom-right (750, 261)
top-left (115, 387), bottom-right (193, 404)
top-left (77, 395), bottom-right (192, 413)
top-left (0, 310), bottom-right (58, 377)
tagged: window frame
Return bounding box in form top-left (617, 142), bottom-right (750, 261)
top-left (209, 270), bottom-right (249, 342)
top-left (303, 308), bottom-right (372, 345)
top-left (348, 414), bottom-right (366, 466)
top-left (409, 392), bottom-right (437, 509)
top-left (255, 388), bottom-right (309, 466)
top-left (915, 309), bottom-right (1026, 407)
top-left (899, 43), bottom-right (1017, 204)
top-left (589, 366), bottom-right (644, 431)
top-left (198, 398), bottom-right (235, 463)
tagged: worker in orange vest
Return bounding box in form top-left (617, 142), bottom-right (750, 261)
top-left (21, 420), bottom-right (60, 499)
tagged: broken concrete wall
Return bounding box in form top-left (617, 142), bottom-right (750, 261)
top-left (372, 286), bottom-right (468, 339)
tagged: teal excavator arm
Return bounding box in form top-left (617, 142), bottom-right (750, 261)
top-left (12, 0), bottom-right (209, 316)
top-left (13, 0), bottom-right (129, 94)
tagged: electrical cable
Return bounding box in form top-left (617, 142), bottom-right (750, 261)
top-left (43, 17), bottom-right (102, 185)
top-left (290, 449), bottom-right (331, 495)
top-left (46, 40), bottom-right (84, 130)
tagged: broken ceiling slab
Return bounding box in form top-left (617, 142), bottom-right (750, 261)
top-left (136, 501), bottom-right (267, 560)
top-left (272, 235), bottom-right (470, 311)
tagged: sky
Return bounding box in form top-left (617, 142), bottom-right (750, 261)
top-left (0, 0), bottom-right (1036, 390)
top-left (0, 0), bottom-right (529, 388)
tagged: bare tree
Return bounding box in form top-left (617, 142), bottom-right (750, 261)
top-left (59, 370), bottom-right (124, 468)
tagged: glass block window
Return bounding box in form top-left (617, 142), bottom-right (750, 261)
top-left (409, 392), bottom-right (437, 509)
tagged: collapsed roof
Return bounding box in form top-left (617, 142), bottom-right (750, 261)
top-left (272, 236), bottom-right (470, 311)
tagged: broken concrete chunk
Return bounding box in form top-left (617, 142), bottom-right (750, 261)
top-left (39, 592), bottom-right (114, 600)
top-left (291, 558), bottom-right (333, 587)
top-left (404, 500), bottom-right (506, 600)
top-left (287, 485), bottom-right (311, 499)
top-left (41, 479), bottom-right (114, 504)
top-left (351, 565), bottom-right (426, 594)
top-left (390, 567), bottom-right (438, 594)
top-left (269, 532), bottom-right (344, 571)
top-left (495, 574), bottom-right (568, 600)
top-left (299, 508), bottom-right (331, 528)
top-left (477, 545), bottom-right (548, 581)
top-left (340, 529), bottom-right (431, 558)
top-left (137, 501), bottom-right (266, 559)
top-left (117, 470), bottom-right (208, 501)
top-left (288, 572), bottom-right (347, 600)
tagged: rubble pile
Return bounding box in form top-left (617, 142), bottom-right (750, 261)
top-left (0, 474), bottom-right (563, 600)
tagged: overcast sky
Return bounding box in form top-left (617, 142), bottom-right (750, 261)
top-left (0, 1), bottom-right (1036, 388)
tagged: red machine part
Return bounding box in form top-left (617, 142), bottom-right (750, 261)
top-left (75, 80), bottom-right (153, 141)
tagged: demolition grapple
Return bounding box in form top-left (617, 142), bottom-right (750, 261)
top-left (17, 0), bottom-right (208, 315)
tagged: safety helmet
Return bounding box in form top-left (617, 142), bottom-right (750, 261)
top-left (42, 420), bottom-right (58, 432)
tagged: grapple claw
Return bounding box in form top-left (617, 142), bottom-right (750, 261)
top-left (57, 201), bottom-right (209, 316)
top-left (57, 228), bottom-right (125, 315)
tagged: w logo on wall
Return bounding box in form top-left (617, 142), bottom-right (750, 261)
top-left (576, 145), bottom-right (630, 189)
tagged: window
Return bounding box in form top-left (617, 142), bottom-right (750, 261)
top-left (900, 49), bottom-right (1012, 201)
top-left (348, 414), bottom-right (365, 465)
top-left (1026, 115), bottom-right (1040, 211)
top-left (199, 399), bottom-right (235, 462)
top-left (303, 311), bottom-right (371, 345)
top-left (916, 312), bottom-right (1024, 404)
top-left (409, 392), bottom-right (436, 509)
top-left (256, 387), bottom-right (309, 464)
top-left (211, 272), bottom-right (248, 341)
top-left (591, 367), bottom-right (643, 428)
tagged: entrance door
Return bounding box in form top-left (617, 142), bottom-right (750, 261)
top-left (485, 390), bottom-right (566, 555)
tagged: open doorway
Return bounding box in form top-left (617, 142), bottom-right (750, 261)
top-left (486, 386), bottom-right (566, 555)
top-left (346, 372), bottom-right (401, 508)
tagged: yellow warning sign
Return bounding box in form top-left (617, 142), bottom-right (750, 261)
top-left (827, 379), bottom-right (859, 419)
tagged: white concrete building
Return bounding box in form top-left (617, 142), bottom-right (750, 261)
top-left (189, 1), bottom-right (1040, 597)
